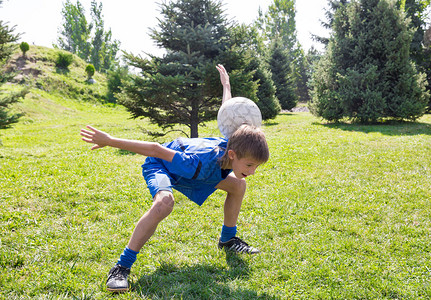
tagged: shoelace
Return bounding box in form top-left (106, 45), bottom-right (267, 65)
top-left (229, 238), bottom-right (254, 253)
top-left (109, 266), bottom-right (128, 280)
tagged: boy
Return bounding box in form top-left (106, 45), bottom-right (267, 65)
top-left (80, 65), bottom-right (269, 292)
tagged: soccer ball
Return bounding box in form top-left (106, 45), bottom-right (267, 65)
top-left (217, 97), bottom-right (262, 138)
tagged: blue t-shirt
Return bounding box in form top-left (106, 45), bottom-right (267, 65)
top-left (142, 137), bottom-right (232, 205)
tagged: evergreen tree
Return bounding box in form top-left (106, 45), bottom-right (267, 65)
top-left (295, 47), bottom-right (320, 103)
top-left (397, 0), bottom-right (431, 112)
top-left (247, 57), bottom-right (281, 120)
top-left (107, 65), bottom-right (129, 103)
top-left (269, 40), bottom-right (297, 110)
top-left (424, 26), bottom-right (431, 112)
top-left (313, 0), bottom-right (350, 46)
top-left (310, 0), bottom-right (428, 122)
top-left (0, 0), bottom-right (26, 128)
top-left (256, 0), bottom-right (301, 108)
top-left (229, 23), bottom-right (280, 119)
top-left (120, 0), bottom-right (257, 138)
top-left (396, 0), bottom-right (429, 64)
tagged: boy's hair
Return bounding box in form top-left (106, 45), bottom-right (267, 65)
top-left (220, 124), bottom-right (269, 169)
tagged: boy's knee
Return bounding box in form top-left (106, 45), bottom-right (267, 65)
top-left (233, 178), bottom-right (247, 196)
top-left (151, 191), bottom-right (174, 220)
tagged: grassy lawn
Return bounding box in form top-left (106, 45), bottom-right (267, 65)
top-left (1, 90), bottom-right (431, 299)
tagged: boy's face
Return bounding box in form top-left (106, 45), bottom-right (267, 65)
top-left (228, 150), bottom-right (261, 179)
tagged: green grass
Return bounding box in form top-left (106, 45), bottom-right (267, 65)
top-left (1, 89), bottom-right (431, 299)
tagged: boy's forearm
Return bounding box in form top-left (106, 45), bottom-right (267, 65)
top-left (109, 138), bottom-right (158, 156)
top-left (108, 138), bottom-right (175, 162)
top-left (222, 83), bottom-right (232, 104)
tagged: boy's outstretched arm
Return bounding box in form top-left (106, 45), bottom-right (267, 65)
top-left (80, 125), bottom-right (176, 162)
top-left (216, 64), bottom-right (232, 104)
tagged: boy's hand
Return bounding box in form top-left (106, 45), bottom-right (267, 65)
top-left (216, 64), bottom-right (230, 87)
top-left (80, 125), bottom-right (112, 150)
top-left (216, 64), bottom-right (232, 104)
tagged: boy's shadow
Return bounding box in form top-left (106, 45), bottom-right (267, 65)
top-left (131, 252), bottom-right (275, 299)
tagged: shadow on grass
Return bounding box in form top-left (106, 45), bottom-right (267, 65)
top-left (131, 252), bottom-right (275, 299)
top-left (116, 149), bottom-right (137, 156)
top-left (55, 67), bottom-right (70, 74)
top-left (263, 121), bottom-right (279, 127)
top-left (278, 112), bottom-right (294, 116)
top-left (315, 119), bottom-right (431, 136)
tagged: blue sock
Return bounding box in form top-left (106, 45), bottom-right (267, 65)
top-left (117, 246), bottom-right (139, 269)
top-left (220, 225), bottom-right (237, 242)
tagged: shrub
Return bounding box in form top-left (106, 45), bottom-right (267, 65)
top-left (19, 42), bottom-right (29, 56)
top-left (310, 0), bottom-right (429, 122)
top-left (107, 65), bottom-right (129, 103)
top-left (85, 64), bottom-right (95, 79)
top-left (55, 52), bottom-right (73, 69)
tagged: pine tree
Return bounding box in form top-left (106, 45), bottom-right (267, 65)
top-left (397, 0), bottom-right (431, 112)
top-left (120, 0), bottom-right (257, 138)
top-left (310, 0), bottom-right (428, 122)
top-left (313, 0), bottom-right (350, 46)
top-left (247, 57), bottom-right (281, 120)
top-left (257, 0), bottom-right (300, 108)
top-left (269, 40), bottom-right (297, 110)
top-left (0, 1), bottom-right (26, 129)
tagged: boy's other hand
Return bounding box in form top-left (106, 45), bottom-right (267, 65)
top-left (80, 125), bottom-right (112, 150)
top-left (216, 64), bottom-right (230, 87)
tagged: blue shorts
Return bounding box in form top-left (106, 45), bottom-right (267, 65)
top-left (142, 158), bottom-right (175, 197)
top-left (142, 156), bottom-right (226, 206)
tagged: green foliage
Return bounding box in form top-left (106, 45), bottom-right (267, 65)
top-left (88, 1), bottom-right (120, 72)
top-left (85, 63), bottom-right (95, 79)
top-left (257, 0), bottom-right (303, 107)
top-left (295, 47), bottom-right (322, 103)
top-left (0, 89), bottom-right (26, 129)
top-left (1, 93), bottom-right (431, 298)
top-left (310, 0), bottom-right (429, 122)
top-left (56, 0), bottom-right (91, 60)
top-left (55, 51), bottom-right (74, 69)
top-left (247, 57), bottom-right (281, 120)
top-left (121, 0), bottom-right (257, 138)
top-left (256, 0), bottom-right (297, 50)
top-left (9, 45), bottom-right (109, 103)
top-left (314, 0), bottom-right (350, 46)
top-left (56, 0), bottom-right (120, 72)
top-left (397, 0), bottom-right (431, 112)
top-left (19, 42), bottom-right (29, 56)
top-left (106, 65), bottom-right (129, 103)
top-left (0, 17), bottom-right (24, 128)
top-left (269, 40), bottom-right (297, 110)
top-left (0, 20), bottom-right (19, 62)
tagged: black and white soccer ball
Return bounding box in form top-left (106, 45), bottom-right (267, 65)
top-left (217, 97), bottom-right (262, 138)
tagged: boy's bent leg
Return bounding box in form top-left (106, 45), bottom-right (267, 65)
top-left (106, 190), bottom-right (174, 292)
top-left (215, 174), bottom-right (259, 254)
top-left (128, 190), bottom-right (175, 251)
top-left (215, 174), bottom-right (246, 227)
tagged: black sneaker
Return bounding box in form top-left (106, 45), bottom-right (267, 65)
top-left (218, 237), bottom-right (260, 254)
top-left (106, 264), bottom-right (130, 292)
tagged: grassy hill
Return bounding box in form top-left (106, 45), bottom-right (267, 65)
top-left (7, 45), bottom-right (108, 101)
top-left (1, 46), bottom-right (431, 299)
top-left (3, 45), bottom-right (111, 126)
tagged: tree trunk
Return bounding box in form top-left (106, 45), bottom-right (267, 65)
top-left (190, 98), bottom-right (199, 138)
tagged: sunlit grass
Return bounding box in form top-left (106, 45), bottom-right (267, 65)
top-left (1, 91), bottom-right (431, 299)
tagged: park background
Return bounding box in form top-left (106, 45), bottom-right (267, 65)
top-left (1, 0), bottom-right (431, 299)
